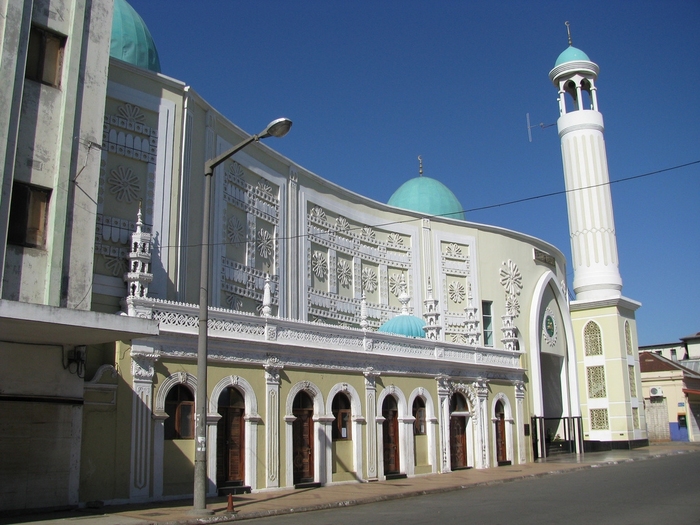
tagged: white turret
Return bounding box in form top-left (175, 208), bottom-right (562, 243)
top-left (550, 27), bottom-right (622, 301)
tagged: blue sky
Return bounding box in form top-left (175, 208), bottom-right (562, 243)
top-left (127, 0), bottom-right (699, 346)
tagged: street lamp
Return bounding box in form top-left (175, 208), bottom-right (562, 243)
top-left (192, 118), bottom-right (292, 514)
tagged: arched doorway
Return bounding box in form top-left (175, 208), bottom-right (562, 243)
top-left (292, 391), bottom-right (315, 485)
top-left (412, 397), bottom-right (428, 467)
top-left (494, 400), bottom-right (510, 466)
top-left (331, 392), bottom-right (353, 481)
top-left (449, 392), bottom-right (469, 470)
top-left (382, 395), bottom-right (400, 475)
top-left (216, 387), bottom-right (245, 490)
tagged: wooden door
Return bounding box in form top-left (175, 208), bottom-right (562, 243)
top-left (383, 406), bottom-right (400, 474)
top-left (216, 388), bottom-right (245, 485)
top-left (450, 416), bottom-right (467, 469)
top-left (293, 408), bottom-right (314, 483)
top-left (495, 413), bottom-right (508, 465)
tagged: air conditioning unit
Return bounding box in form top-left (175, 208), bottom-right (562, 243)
top-left (650, 387), bottom-right (664, 397)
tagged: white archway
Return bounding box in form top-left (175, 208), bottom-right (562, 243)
top-left (284, 381), bottom-right (327, 487)
top-left (376, 385), bottom-right (409, 479)
top-left (491, 392), bottom-right (514, 467)
top-left (326, 382), bottom-right (365, 482)
top-left (208, 376), bottom-right (261, 492)
top-left (407, 387), bottom-right (438, 474)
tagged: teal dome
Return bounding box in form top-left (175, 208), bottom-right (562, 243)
top-left (378, 314), bottom-right (426, 338)
top-left (110, 0), bottom-right (161, 73)
top-left (554, 46), bottom-right (590, 67)
top-left (388, 177), bottom-right (465, 220)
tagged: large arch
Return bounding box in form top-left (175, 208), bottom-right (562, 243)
top-left (528, 271), bottom-right (581, 458)
top-left (325, 382), bottom-right (365, 482)
top-left (208, 376), bottom-right (261, 492)
top-left (284, 381), bottom-right (326, 487)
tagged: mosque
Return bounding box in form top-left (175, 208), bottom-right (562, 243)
top-left (0, 0), bottom-right (647, 512)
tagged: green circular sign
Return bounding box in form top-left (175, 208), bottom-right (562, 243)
top-left (545, 315), bottom-right (555, 338)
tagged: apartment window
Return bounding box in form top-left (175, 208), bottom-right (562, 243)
top-left (164, 385), bottom-right (194, 440)
top-left (482, 301), bottom-right (493, 346)
top-left (26, 25), bottom-right (65, 87)
top-left (7, 182), bottom-right (50, 248)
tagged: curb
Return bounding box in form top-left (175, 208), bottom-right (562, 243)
top-left (156, 449), bottom-right (694, 524)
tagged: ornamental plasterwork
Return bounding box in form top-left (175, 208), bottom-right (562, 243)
top-left (225, 294), bottom-right (243, 311)
top-left (104, 255), bottom-right (128, 277)
top-left (312, 251), bottom-right (328, 279)
top-left (361, 226), bottom-right (375, 240)
top-left (336, 216), bottom-right (350, 232)
top-left (257, 229), bottom-right (274, 259)
top-left (444, 243), bottom-right (463, 258)
top-left (117, 103), bottom-right (145, 124)
top-left (499, 259), bottom-right (523, 317)
top-left (226, 161), bottom-right (245, 184)
top-left (226, 216), bottom-right (245, 244)
top-left (448, 281), bottom-right (466, 303)
top-left (387, 232), bottom-right (404, 247)
top-left (542, 307), bottom-right (558, 347)
top-left (337, 260), bottom-right (352, 287)
top-left (388, 273), bottom-right (404, 297)
top-left (257, 180), bottom-right (273, 197)
top-left (451, 333), bottom-right (467, 344)
top-left (108, 166), bottom-right (140, 203)
top-left (362, 268), bottom-right (378, 293)
top-left (309, 206), bottom-right (326, 222)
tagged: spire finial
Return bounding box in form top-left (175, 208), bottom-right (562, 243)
top-left (418, 155), bottom-right (423, 177)
top-left (565, 21), bottom-right (572, 46)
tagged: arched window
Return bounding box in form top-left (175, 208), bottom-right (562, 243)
top-left (450, 392), bottom-right (468, 413)
top-left (584, 321), bottom-right (602, 356)
top-left (164, 385), bottom-right (194, 439)
top-left (413, 397), bottom-right (426, 435)
top-left (332, 393), bottom-right (351, 441)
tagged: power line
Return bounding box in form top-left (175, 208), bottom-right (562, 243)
top-left (155, 158), bottom-right (699, 251)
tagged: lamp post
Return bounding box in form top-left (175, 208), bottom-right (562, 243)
top-left (192, 118), bottom-right (292, 514)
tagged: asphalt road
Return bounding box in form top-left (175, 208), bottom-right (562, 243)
top-left (249, 453), bottom-right (700, 525)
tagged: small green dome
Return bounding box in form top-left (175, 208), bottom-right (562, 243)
top-left (554, 46), bottom-right (590, 67)
top-left (377, 314), bottom-right (426, 338)
top-left (110, 0), bottom-right (161, 73)
top-left (388, 176), bottom-right (465, 220)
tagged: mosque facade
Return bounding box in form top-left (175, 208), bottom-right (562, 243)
top-left (0, 0), bottom-right (646, 512)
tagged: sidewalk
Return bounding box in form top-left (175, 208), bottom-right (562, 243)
top-left (4, 442), bottom-right (698, 525)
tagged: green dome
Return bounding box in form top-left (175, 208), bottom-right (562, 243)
top-left (377, 314), bottom-right (426, 338)
top-left (554, 46), bottom-right (590, 67)
top-left (388, 176), bottom-right (465, 220)
top-left (110, 0), bottom-right (161, 73)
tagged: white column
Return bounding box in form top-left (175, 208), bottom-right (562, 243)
top-left (473, 379), bottom-right (490, 469)
top-left (129, 351), bottom-right (157, 499)
top-left (264, 357), bottom-right (283, 488)
top-left (515, 381), bottom-right (527, 464)
top-left (436, 375), bottom-right (452, 473)
top-left (363, 368), bottom-right (380, 480)
top-left (206, 413), bottom-right (221, 495)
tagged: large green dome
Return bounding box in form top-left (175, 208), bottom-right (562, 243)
top-left (110, 0), bottom-right (161, 73)
top-left (387, 176), bottom-right (465, 220)
top-left (554, 45), bottom-right (590, 67)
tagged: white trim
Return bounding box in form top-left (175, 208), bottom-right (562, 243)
top-left (284, 381), bottom-right (326, 487)
top-left (491, 393), bottom-right (514, 467)
top-left (407, 387), bottom-right (438, 474)
top-left (376, 386), bottom-right (408, 479)
top-left (326, 383), bottom-right (364, 482)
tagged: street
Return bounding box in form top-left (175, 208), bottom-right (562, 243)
top-left (249, 452), bottom-right (700, 525)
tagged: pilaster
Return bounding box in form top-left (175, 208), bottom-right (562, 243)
top-left (264, 356), bottom-right (283, 488)
top-left (130, 348), bottom-right (158, 499)
top-left (363, 368), bottom-right (380, 480)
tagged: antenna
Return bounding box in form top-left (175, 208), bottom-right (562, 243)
top-left (526, 113), bottom-right (556, 142)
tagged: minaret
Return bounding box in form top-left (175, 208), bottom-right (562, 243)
top-left (550, 23), bottom-right (646, 450)
top-left (549, 22), bottom-right (621, 301)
